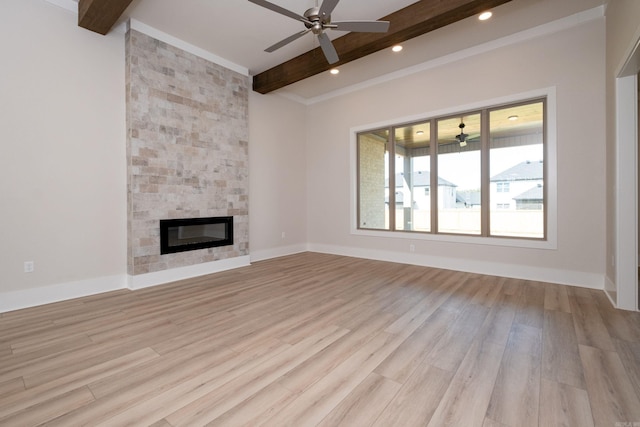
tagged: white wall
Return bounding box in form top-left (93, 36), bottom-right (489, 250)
top-left (0, 0), bottom-right (127, 309)
top-left (0, 0), bottom-right (613, 312)
top-left (0, 0), bottom-right (309, 312)
top-left (249, 92), bottom-right (308, 261)
top-left (305, 17), bottom-right (607, 288)
top-left (605, 0), bottom-right (640, 308)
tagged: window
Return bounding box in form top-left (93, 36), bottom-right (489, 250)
top-left (357, 98), bottom-right (546, 240)
top-left (357, 129), bottom-right (389, 230)
top-left (393, 121), bottom-right (431, 232)
top-left (496, 182), bottom-right (510, 193)
top-left (437, 113), bottom-right (481, 235)
top-left (489, 102), bottom-right (545, 238)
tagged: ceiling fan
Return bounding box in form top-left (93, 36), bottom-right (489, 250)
top-left (456, 120), bottom-right (469, 147)
top-left (248, 0), bottom-right (391, 64)
top-left (439, 118), bottom-right (480, 149)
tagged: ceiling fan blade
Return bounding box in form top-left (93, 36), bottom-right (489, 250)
top-left (265, 29), bottom-right (311, 52)
top-left (332, 20), bottom-right (390, 33)
top-left (248, 0), bottom-right (311, 24)
top-left (318, 0), bottom-right (340, 18)
top-left (318, 32), bottom-right (339, 64)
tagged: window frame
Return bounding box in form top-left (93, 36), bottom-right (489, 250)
top-left (351, 88), bottom-right (556, 250)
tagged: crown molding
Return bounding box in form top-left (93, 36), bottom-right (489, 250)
top-left (286, 5), bottom-right (604, 106)
top-left (44, 0), bottom-right (78, 13)
top-left (128, 19), bottom-right (249, 77)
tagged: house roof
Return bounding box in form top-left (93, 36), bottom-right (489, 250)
top-left (387, 172), bottom-right (456, 188)
top-left (513, 185), bottom-right (544, 201)
top-left (457, 189), bottom-right (482, 206)
top-left (490, 160), bottom-right (543, 182)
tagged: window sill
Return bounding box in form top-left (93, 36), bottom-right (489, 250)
top-left (352, 228), bottom-right (556, 250)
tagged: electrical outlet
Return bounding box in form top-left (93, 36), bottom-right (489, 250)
top-left (409, 244), bottom-right (415, 252)
top-left (24, 261), bottom-right (35, 273)
top-left (281, 231), bottom-right (286, 239)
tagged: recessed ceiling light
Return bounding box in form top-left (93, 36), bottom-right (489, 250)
top-left (479, 11), bottom-right (492, 21)
top-left (416, 130), bottom-right (424, 135)
top-left (392, 45), bottom-right (403, 53)
top-left (330, 68), bottom-right (339, 75)
top-left (508, 115), bottom-right (519, 121)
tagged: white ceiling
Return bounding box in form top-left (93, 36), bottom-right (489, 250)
top-left (62, 0), bottom-right (606, 101)
top-left (123, 0), bottom-right (419, 75)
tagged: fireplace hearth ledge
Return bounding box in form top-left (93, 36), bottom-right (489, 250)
top-left (127, 255), bottom-right (251, 291)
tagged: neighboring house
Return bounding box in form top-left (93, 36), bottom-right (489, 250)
top-left (490, 160), bottom-right (543, 210)
top-left (456, 189), bottom-right (482, 209)
top-left (513, 184), bottom-right (544, 210)
top-left (385, 172), bottom-right (457, 209)
top-left (386, 161), bottom-right (543, 212)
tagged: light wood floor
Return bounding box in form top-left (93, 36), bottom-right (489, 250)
top-left (1, 252), bottom-right (640, 426)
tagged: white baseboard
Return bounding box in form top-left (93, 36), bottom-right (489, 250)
top-left (0, 274), bottom-right (127, 314)
top-left (605, 275), bottom-right (639, 312)
top-left (604, 275), bottom-right (618, 308)
top-left (249, 244), bottom-right (308, 263)
top-left (1, 247), bottom-right (608, 313)
top-left (307, 243), bottom-right (605, 290)
top-left (127, 255), bottom-right (251, 290)
top-left (1, 256), bottom-right (254, 313)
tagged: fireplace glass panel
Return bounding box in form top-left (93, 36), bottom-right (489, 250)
top-left (160, 217), bottom-right (233, 254)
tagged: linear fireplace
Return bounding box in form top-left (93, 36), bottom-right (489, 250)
top-left (160, 216), bottom-right (234, 255)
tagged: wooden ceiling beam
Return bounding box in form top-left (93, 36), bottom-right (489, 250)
top-left (252, 0), bottom-right (512, 94)
top-left (78, 0), bottom-right (134, 35)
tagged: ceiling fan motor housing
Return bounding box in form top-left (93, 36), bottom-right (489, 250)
top-left (304, 7), bottom-right (330, 34)
top-left (457, 121), bottom-right (468, 143)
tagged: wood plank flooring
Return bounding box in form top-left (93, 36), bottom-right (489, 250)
top-left (1, 252), bottom-right (640, 426)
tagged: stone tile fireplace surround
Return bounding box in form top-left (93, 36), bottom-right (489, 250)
top-left (126, 29), bottom-right (249, 277)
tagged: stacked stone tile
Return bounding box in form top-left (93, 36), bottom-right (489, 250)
top-left (126, 30), bottom-right (249, 275)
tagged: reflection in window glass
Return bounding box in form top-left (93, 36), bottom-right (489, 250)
top-left (436, 114), bottom-right (482, 235)
top-left (394, 122), bottom-right (430, 232)
top-left (489, 102), bottom-right (544, 238)
top-left (358, 130), bottom-right (389, 230)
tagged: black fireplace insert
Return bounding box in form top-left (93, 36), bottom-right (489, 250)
top-left (160, 216), bottom-right (233, 255)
